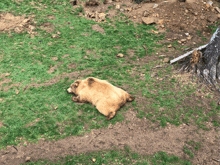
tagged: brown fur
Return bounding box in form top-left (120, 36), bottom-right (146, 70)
top-left (67, 77), bottom-right (135, 120)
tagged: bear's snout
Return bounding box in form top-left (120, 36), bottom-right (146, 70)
top-left (67, 87), bottom-right (73, 94)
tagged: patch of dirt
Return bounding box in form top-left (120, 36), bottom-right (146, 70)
top-left (0, 110), bottom-right (219, 165)
top-left (91, 24), bottom-right (105, 33)
top-left (47, 15), bottom-right (56, 20)
top-left (47, 65), bottom-right (58, 74)
top-left (0, 13), bottom-right (33, 34)
top-left (0, 13), bottom-right (38, 38)
top-left (78, 0), bottom-right (219, 50)
top-left (39, 22), bottom-right (54, 33)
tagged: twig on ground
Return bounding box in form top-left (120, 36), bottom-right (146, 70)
top-left (170, 44), bottom-right (207, 64)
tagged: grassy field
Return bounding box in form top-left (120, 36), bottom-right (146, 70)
top-left (0, 0), bottom-right (219, 164)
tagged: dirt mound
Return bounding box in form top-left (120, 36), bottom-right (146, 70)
top-left (0, 13), bottom-right (34, 34)
top-left (81, 0), bottom-right (219, 38)
top-left (155, 1), bottom-right (219, 34)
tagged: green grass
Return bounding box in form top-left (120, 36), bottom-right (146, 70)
top-left (22, 147), bottom-right (191, 165)
top-left (0, 0), bottom-right (163, 148)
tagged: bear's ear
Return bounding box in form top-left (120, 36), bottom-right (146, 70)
top-left (88, 77), bottom-right (95, 86)
top-left (73, 80), bottom-right (81, 88)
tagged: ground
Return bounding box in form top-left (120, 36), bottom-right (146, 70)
top-left (0, 0), bottom-right (220, 164)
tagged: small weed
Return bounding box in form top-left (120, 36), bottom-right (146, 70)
top-left (183, 146), bottom-right (194, 158)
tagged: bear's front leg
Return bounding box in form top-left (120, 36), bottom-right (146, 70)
top-left (71, 96), bottom-right (88, 103)
top-left (71, 96), bottom-right (80, 102)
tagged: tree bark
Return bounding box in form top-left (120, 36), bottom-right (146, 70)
top-left (201, 26), bottom-right (220, 85)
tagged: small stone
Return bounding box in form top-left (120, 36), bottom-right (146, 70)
top-left (25, 157), bottom-right (31, 162)
top-left (142, 17), bottom-right (158, 25)
top-left (158, 19), bottom-right (163, 25)
top-left (163, 58), bottom-right (170, 63)
top-left (120, 9), bottom-right (124, 12)
top-left (51, 34), bottom-right (59, 38)
top-left (215, 7), bottom-right (220, 13)
top-left (143, 10), bottom-right (149, 17)
top-left (218, 14), bottom-right (220, 18)
top-left (52, 57), bottom-right (58, 61)
top-left (92, 158), bottom-right (96, 162)
top-left (117, 53), bottom-right (124, 58)
top-left (133, 16), bottom-right (136, 19)
top-left (187, 36), bottom-right (192, 40)
top-left (56, 31), bottom-right (61, 35)
top-left (115, 4), bottom-right (120, 9)
top-left (98, 13), bottom-right (106, 20)
top-left (194, 12), bottom-right (198, 16)
top-left (124, 7), bottom-right (132, 12)
top-left (207, 15), bottom-right (218, 22)
top-left (167, 44), bottom-right (172, 48)
top-left (153, 4), bottom-right (158, 9)
top-left (181, 39), bottom-right (186, 42)
top-left (178, 40), bottom-right (182, 44)
top-left (5, 73), bottom-right (10, 77)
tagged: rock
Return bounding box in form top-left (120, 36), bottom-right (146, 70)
top-left (115, 4), bottom-right (120, 10)
top-left (163, 58), bottom-right (170, 63)
top-left (178, 40), bottom-right (182, 44)
top-left (120, 9), bottom-right (124, 12)
top-left (167, 44), bottom-right (172, 48)
top-left (158, 19), bottom-right (163, 25)
top-left (51, 34), bottom-right (59, 38)
top-left (5, 73), bottom-right (10, 77)
top-left (25, 157), bottom-right (31, 162)
top-left (143, 10), bottom-right (149, 17)
top-left (153, 4), bottom-right (158, 9)
top-left (133, 16), bottom-right (136, 19)
top-left (218, 14), bottom-right (220, 18)
top-left (124, 7), bottom-right (132, 12)
top-left (142, 17), bottom-right (158, 25)
top-left (104, 0), bottom-right (112, 4)
top-left (207, 15), bottom-right (218, 22)
top-left (187, 36), bottom-right (192, 40)
top-left (117, 53), bottom-right (124, 58)
top-left (215, 7), bottom-right (220, 13)
top-left (98, 13), bottom-right (106, 20)
top-left (181, 39), bottom-right (186, 42)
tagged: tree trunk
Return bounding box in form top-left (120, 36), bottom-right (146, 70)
top-left (201, 26), bottom-right (220, 85)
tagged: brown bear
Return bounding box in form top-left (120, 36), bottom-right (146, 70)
top-left (67, 77), bottom-right (134, 120)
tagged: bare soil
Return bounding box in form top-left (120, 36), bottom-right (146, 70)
top-left (0, 110), bottom-right (219, 165)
